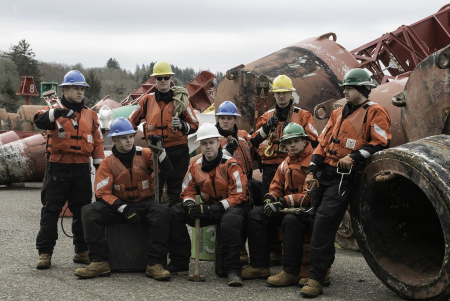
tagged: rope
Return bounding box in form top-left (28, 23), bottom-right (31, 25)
top-left (171, 86), bottom-right (189, 118)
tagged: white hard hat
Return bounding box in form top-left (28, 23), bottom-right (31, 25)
top-left (195, 123), bottom-right (223, 143)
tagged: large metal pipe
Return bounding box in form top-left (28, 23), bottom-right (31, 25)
top-left (18, 105), bottom-right (44, 132)
top-left (392, 44), bottom-right (450, 141)
top-left (0, 131), bottom-right (38, 146)
top-left (353, 135), bottom-right (450, 300)
top-left (215, 33), bottom-right (358, 133)
top-left (0, 133), bottom-right (46, 185)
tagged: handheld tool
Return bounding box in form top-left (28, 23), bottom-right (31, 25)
top-left (188, 194), bottom-right (206, 282)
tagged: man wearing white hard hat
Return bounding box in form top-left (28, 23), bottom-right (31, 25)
top-left (167, 123), bottom-right (248, 286)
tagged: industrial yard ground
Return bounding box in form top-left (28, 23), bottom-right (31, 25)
top-left (0, 183), bottom-right (401, 301)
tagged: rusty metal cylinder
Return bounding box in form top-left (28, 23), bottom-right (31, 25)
top-left (352, 135), bottom-right (450, 300)
top-left (18, 105), bottom-right (43, 131)
top-left (215, 33), bottom-right (358, 133)
top-left (392, 44), bottom-right (450, 142)
top-left (0, 131), bottom-right (37, 146)
top-left (7, 113), bottom-right (20, 131)
top-left (0, 133), bottom-right (46, 185)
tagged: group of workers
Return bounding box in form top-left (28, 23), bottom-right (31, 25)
top-left (33, 61), bottom-right (391, 298)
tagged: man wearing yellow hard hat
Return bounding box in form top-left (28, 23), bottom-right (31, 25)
top-left (129, 61), bottom-right (199, 207)
top-left (250, 74), bottom-right (319, 265)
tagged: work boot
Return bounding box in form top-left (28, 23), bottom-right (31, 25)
top-left (73, 251), bottom-right (90, 264)
top-left (227, 272), bottom-right (243, 287)
top-left (267, 270), bottom-right (300, 286)
top-left (298, 274), bottom-right (331, 287)
top-left (74, 261), bottom-right (111, 279)
top-left (165, 263), bottom-right (189, 275)
top-left (240, 247), bottom-right (249, 264)
top-left (269, 252), bottom-right (283, 266)
top-left (146, 264), bottom-right (171, 281)
top-left (300, 279), bottom-right (323, 298)
top-left (241, 265), bottom-right (270, 279)
top-left (36, 254), bottom-right (52, 269)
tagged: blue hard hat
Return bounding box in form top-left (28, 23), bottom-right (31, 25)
top-left (108, 117), bottom-right (137, 137)
top-left (59, 70), bottom-right (90, 87)
top-left (215, 101), bottom-right (241, 117)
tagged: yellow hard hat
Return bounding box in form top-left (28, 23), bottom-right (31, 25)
top-left (151, 61), bottom-right (175, 76)
top-left (270, 75), bottom-right (296, 92)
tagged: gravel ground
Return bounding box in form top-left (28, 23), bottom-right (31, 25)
top-left (0, 183), bottom-right (401, 301)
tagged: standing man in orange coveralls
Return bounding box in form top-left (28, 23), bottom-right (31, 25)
top-left (128, 61), bottom-right (199, 207)
top-left (250, 74), bottom-right (318, 264)
top-left (74, 118), bottom-right (174, 280)
top-left (300, 68), bottom-right (391, 298)
top-left (34, 70), bottom-right (104, 269)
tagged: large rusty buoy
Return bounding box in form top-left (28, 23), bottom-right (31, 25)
top-left (352, 135), bottom-right (450, 300)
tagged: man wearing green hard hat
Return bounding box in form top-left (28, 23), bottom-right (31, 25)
top-left (242, 122), bottom-right (314, 286)
top-left (300, 68), bottom-right (392, 298)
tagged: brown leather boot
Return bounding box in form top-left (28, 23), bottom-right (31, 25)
top-left (146, 264), bottom-right (171, 281)
top-left (266, 270), bottom-right (300, 286)
top-left (36, 254), bottom-right (52, 269)
top-left (240, 247), bottom-right (249, 264)
top-left (74, 261), bottom-right (111, 279)
top-left (300, 279), bottom-right (323, 298)
top-left (298, 274), bottom-right (331, 287)
top-left (241, 265), bottom-right (270, 279)
top-left (73, 251), bottom-right (90, 264)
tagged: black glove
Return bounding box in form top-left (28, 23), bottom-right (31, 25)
top-left (183, 200), bottom-right (195, 212)
top-left (54, 108), bottom-right (76, 119)
top-left (148, 135), bottom-right (163, 146)
top-left (224, 137), bottom-right (238, 155)
top-left (189, 204), bottom-right (212, 220)
top-left (262, 116), bottom-right (278, 135)
top-left (263, 197), bottom-right (286, 217)
top-left (210, 204), bottom-right (225, 220)
top-left (121, 205), bottom-right (141, 225)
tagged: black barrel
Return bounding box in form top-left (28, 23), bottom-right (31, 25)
top-left (352, 135), bottom-right (450, 300)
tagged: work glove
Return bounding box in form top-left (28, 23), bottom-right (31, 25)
top-left (148, 134), bottom-right (163, 146)
top-left (54, 108), bottom-right (76, 119)
top-left (121, 205), bottom-right (141, 225)
top-left (263, 197), bottom-right (286, 217)
top-left (224, 137), bottom-right (238, 155)
top-left (189, 204), bottom-right (213, 220)
top-left (183, 200), bottom-right (195, 212)
top-left (262, 116), bottom-right (278, 135)
top-left (171, 117), bottom-right (182, 130)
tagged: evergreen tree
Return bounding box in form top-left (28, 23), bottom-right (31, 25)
top-left (106, 58), bottom-right (120, 69)
top-left (84, 69), bottom-right (102, 107)
top-left (3, 39), bottom-right (42, 99)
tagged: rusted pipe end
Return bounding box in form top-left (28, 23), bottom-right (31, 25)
top-left (392, 92), bottom-right (406, 107)
top-left (314, 105), bottom-right (328, 120)
top-left (435, 46), bottom-right (450, 69)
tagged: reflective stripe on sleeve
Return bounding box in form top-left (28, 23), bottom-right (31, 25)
top-left (233, 171), bottom-right (243, 193)
top-left (309, 123), bottom-right (318, 136)
top-left (359, 149), bottom-right (371, 158)
top-left (96, 177), bottom-right (110, 191)
top-left (374, 123), bottom-right (387, 140)
top-left (220, 199), bottom-right (230, 210)
top-left (288, 195), bottom-right (294, 207)
top-left (182, 172), bottom-right (192, 192)
top-left (186, 107), bottom-right (197, 123)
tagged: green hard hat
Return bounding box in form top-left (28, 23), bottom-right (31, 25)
top-left (340, 68), bottom-right (377, 88)
top-left (280, 122), bottom-right (308, 142)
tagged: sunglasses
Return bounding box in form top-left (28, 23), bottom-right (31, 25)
top-left (155, 76), bottom-right (171, 81)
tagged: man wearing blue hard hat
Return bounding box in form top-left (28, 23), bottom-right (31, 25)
top-left (75, 118), bottom-right (174, 280)
top-left (34, 70), bottom-right (105, 270)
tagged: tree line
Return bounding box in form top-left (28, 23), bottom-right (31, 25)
top-left (0, 39), bottom-right (224, 113)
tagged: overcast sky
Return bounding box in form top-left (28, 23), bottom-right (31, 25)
top-left (0, 1), bottom-right (446, 75)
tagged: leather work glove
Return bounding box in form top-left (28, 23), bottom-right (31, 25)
top-left (121, 205), bottom-right (141, 225)
top-left (263, 198), bottom-right (286, 217)
top-left (262, 116), bottom-right (278, 135)
top-left (183, 200), bottom-right (195, 212)
top-left (189, 204), bottom-right (212, 220)
top-left (224, 137), bottom-right (238, 155)
top-left (54, 108), bottom-right (76, 119)
top-left (148, 134), bottom-right (164, 146)
top-left (305, 173), bottom-right (320, 188)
